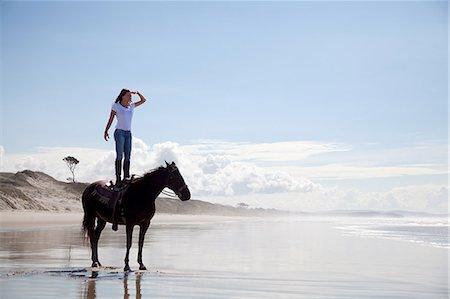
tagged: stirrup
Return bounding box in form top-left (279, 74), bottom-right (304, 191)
top-left (112, 223), bottom-right (118, 231)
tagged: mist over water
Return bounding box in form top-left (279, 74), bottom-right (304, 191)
top-left (0, 216), bottom-right (448, 298)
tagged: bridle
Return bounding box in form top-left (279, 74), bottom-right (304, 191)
top-left (163, 166), bottom-right (188, 198)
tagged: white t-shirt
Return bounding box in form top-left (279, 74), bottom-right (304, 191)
top-left (112, 102), bottom-right (135, 131)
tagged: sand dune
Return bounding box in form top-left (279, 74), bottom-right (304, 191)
top-left (0, 170), bottom-right (85, 211)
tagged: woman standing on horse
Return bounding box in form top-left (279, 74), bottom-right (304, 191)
top-left (104, 88), bottom-right (146, 184)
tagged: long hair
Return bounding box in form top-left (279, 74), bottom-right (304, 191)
top-left (115, 88), bottom-right (130, 103)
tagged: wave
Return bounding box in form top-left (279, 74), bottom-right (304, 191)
top-left (335, 217), bottom-right (449, 249)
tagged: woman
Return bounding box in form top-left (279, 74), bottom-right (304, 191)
top-left (104, 88), bottom-right (146, 184)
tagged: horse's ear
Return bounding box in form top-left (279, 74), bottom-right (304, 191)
top-left (171, 162), bottom-right (176, 166)
top-left (165, 160), bottom-right (169, 167)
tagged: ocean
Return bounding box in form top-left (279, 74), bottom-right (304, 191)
top-left (335, 216), bottom-right (449, 249)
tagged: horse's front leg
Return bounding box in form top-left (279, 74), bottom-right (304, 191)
top-left (124, 224), bottom-right (134, 272)
top-left (137, 221), bottom-right (150, 270)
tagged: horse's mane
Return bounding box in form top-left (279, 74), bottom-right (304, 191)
top-left (130, 166), bottom-right (166, 185)
top-left (144, 166), bottom-right (166, 177)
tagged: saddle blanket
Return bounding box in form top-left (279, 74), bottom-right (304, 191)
top-left (91, 181), bottom-right (129, 208)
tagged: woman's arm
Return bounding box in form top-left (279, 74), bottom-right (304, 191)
top-left (104, 110), bottom-right (116, 141)
top-left (133, 91), bottom-right (147, 108)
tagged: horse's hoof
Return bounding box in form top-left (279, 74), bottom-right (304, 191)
top-left (139, 265), bottom-right (147, 271)
top-left (91, 262), bottom-right (100, 268)
top-left (124, 265), bottom-right (131, 272)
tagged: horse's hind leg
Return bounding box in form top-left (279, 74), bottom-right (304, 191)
top-left (93, 219), bottom-right (106, 266)
top-left (88, 219), bottom-right (98, 268)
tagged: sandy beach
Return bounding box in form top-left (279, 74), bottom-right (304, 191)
top-left (0, 211), bottom-right (85, 229)
top-left (0, 211), bottom-right (257, 229)
top-left (0, 212), bottom-right (448, 298)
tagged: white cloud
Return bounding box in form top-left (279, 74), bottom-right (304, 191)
top-left (184, 140), bottom-right (447, 181)
top-left (152, 141), bottom-right (186, 167)
top-left (200, 155), bottom-right (232, 174)
top-left (281, 163), bottom-right (446, 180)
top-left (194, 155), bottom-right (317, 196)
top-left (285, 142), bottom-right (448, 180)
top-left (0, 139), bottom-right (447, 213)
top-left (206, 185), bottom-right (448, 214)
top-left (195, 155), bottom-right (316, 195)
top-left (185, 140), bottom-right (348, 162)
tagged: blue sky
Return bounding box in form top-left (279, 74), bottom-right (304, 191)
top-left (2, 1), bottom-right (447, 151)
top-left (0, 1), bottom-right (448, 212)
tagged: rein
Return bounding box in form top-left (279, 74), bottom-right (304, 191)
top-left (161, 189), bottom-right (178, 198)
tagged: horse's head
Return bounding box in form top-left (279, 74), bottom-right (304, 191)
top-left (165, 161), bottom-right (191, 201)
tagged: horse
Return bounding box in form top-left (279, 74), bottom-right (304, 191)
top-left (82, 161), bottom-right (190, 271)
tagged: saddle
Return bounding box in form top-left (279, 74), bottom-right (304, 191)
top-left (93, 181), bottom-right (128, 204)
top-left (91, 180), bottom-right (131, 231)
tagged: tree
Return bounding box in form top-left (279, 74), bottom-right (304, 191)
top-left (63, 156), bottom-right (79, 183)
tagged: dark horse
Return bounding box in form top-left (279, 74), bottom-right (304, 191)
top-left (82, 161), bottom-right (190, 271)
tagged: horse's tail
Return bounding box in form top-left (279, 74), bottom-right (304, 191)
top-left (81, 185), bottom-right (96, 241)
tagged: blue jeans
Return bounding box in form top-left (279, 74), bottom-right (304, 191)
top-left (114, 129), bottom-right (132, 161)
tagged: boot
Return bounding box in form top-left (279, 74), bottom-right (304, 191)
top-left (115, 160), bottom-right (122, 185)
top-left (123, 160), bottom-right (131, 181)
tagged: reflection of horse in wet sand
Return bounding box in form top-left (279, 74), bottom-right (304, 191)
top-left (82, 162), bottom-right (190, 271)
top-left (81, 271), bottom-right (143, 299)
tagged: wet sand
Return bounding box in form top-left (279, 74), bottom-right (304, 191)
top-left (0, 211), bottom-right (254, 229)
top-left (0, 213), bottom-right (448, 298)
top-left (0, 211), bottom-right (85, 229)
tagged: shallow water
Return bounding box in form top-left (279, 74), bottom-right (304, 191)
top-left (0, 217), bottom-right (448, 298)
top-left (335, 216), bottom-right (449, 248)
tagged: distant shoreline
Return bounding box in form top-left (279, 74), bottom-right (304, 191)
top-left (0, 211), bottom-right (261, 230)
top-left (1, 209), bottom-right (447, 231)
